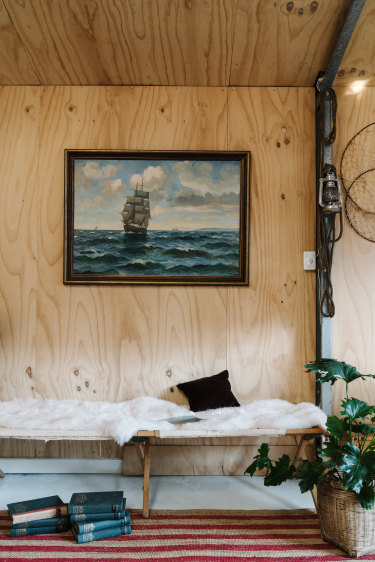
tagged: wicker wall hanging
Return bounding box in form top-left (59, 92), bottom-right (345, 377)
top-left (340, 122), bottom-right (375, 242)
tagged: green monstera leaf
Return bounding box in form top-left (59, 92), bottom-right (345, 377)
top-left (319, 435), bottom-right (344, 467)
top-left (355, 484), bottom-right (375, 510)
top-left (352, 422), bottom-right (375, 436)
top-left (304, 359), bottom-right (374, 386)
top-left (264, 455), bottom-right (296, 487)
top-left (340, 443), bottom-right (373, 494)
top-left (361, 450), bottom-right (375, 473)
top-left (325, 415), bottom-right (348, 441)
top-left (245, 443), bottom-right (272, 476)
top-left (341, 398), bottom-right (375, 420)
top-left (298, 460), bottom-right (326, 493)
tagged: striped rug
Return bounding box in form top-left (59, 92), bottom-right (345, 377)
top-left (0, 508), bottom-right (373, 561)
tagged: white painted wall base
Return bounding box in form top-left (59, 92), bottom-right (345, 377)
top-left (0, 473), bottom-right (315, 511)
top-left (0, 458), bottom-right (122, 474)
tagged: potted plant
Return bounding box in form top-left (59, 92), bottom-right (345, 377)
top-left (245, 359), bottom-right (375, 558)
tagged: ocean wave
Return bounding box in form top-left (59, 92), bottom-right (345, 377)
top-left (166, 262), bottom-right (238, 275)
top-left (73, 229), bottom-right (240, 277)
top-left (163, 247), bottom-right (210, 258)
top-left (221, 252), bottom-right (241, 261)
top-left (171, 235), bottom-right (198, 243)
top-left (204, 241), bottom-right (235, 249)
top-left (75, 253), bottom-right (120, 265)
top-left (133, 258), bottom-right (160, 265)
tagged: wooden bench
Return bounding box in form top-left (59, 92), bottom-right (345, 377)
top-left (0, 426), bottom-right (325, 517)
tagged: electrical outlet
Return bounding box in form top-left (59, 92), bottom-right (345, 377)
top-left (303, 251), bottom-right (316, 271)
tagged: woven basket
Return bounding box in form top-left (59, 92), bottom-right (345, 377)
top-left (317, 477), bottom-right (375, 558)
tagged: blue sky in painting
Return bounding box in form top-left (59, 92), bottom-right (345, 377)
top-left (74, 158), bottom-right (241, 230)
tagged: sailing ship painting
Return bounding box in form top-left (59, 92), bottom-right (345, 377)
top-left (64, 150), bottom-right (250, 285)
top-left (121, 182), bottom-right (151, 233)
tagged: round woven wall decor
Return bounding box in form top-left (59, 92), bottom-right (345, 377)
top-left (340, 123), bottom-right (375, 242)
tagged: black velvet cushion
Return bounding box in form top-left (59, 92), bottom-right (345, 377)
top-left (176, 370), bottom-right (240, 412)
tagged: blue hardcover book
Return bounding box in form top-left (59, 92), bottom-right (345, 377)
top-left (69, 499), bottom-right (127, 522)
top-left (7, 495), bottom-right (67, 524)
top-left (68, 491), bottom-right (123, 514)
top-left (12, 515), bottom-right (69, 529)
top-left (72, 523), bottom-right (131, 543)
top-left (73, 514), bottom-right (131, 534)
top-left (11, 524), bottom-right (69, 537)
top-left (70, 510), bottom-right (125, 522)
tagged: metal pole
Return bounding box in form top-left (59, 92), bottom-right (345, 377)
top-left (315, 0), bottom-right (365, 414)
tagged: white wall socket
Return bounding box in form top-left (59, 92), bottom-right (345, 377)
top-left (303, 251), bottom-right (316, 271)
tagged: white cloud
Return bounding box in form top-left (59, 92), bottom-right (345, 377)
top-left (130, 166), bottom-right (167, 192)
top-left (172, 161), bottom-right (240, 195)
top-left (82, 161), bottom-right (122, 180)
top-left (75, 161), bottom-right (123, 190)
top-left (79, 196), bottom-right (108, 208)
top-left (101, 178), bottom-right (126, 197)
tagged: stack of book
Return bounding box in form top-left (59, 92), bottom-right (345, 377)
top-left (7, 495), bottom-right (69, 536)
top-left (68, 491), bottom-right (131, 543)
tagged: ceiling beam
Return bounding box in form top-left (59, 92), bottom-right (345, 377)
top-left (318, 0), bottom-right (367, 90)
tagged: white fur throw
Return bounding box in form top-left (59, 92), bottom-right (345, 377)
top-left (0, 397), bottom-right (326, 445)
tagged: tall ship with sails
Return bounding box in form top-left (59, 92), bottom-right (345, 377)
top-left (121, 183), bottom-right (151, 234)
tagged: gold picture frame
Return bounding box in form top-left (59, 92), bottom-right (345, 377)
top-left (64, 149), bottom-right (250, 285)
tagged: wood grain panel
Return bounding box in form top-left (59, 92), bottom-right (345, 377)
top-left (334, 0), bottom-right (375, 88)
top-left (0, 438), bottom-right (111, 458)
top-left (227, 87), bottom-right (316, 403)
top-left (2, 0), bottom-right (358, 88)
top-left (122, 443), bottom-right (304, 475)
top-left (0, 439), bottom-right (309, 476)
top-left (332, 86), bottom-right (375, 414)
top-left (33, 85), bottom-right (229, 461)
top-left (1, 85), bottom-right (317, 468)
top-left (4, 0), bottom-right (236, 86)
top-left (230, 0), bottom-right (351, 87)
top-left (0, 2), bottom-right (39, 85)
top-left (0, 87), bottom-right (39, 399)
top-left (36, 86), bottom-right (228, 404)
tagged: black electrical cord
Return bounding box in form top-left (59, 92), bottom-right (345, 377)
top-left (317, 89), bottom-right (342, 318)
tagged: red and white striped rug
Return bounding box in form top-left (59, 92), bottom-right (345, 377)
top-left (0, 509), bottom-right (372, 561)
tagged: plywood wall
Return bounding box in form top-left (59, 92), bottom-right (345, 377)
top-left (0, 87), bottom-right (39, 396)
top-left (332, 86), bottom-right (375, 413)
top-left (0, 85), bottom-right (316, 472)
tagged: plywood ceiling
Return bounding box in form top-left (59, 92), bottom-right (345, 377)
top-left (0, 0), bottom-right (373, 87)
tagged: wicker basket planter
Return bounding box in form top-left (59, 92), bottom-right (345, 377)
top-left (317, 477), bottom-right (375, 558)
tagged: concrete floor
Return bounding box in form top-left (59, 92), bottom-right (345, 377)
top-left (0, 474), bottom-right (314, 511)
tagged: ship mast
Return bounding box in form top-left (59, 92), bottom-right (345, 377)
top-left (121, 179), bottom-right (151, 233)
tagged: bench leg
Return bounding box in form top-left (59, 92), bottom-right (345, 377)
top-left (294, 434), bottom-right (318, 511)
top-left (132, 440), bottom-right (151, 518)
top-left (142, 440), bottom-right (150, 518)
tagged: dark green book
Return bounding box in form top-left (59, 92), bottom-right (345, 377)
top-left (12, 515), bottom-right (69, 529)
top-left (7, 495), bottom-right (67, 524)
top-left (73, 514), bottom-right (131, 534)
top-left (68, 491), bottom-right (123, 514)
top-left (72, 523), bottom-right (131, 543)
top-left (11, 524), bottom-right (69, 537)
top-left (69, 499), bottom-right (126, 522)
top-left (70, 510), bottom-right (125, 522)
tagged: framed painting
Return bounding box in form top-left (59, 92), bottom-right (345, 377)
top-left (64, 150), bottom-right (250, 285)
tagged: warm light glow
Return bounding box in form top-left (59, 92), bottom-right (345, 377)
top-left (350, 79), bottom-right (368, 94)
